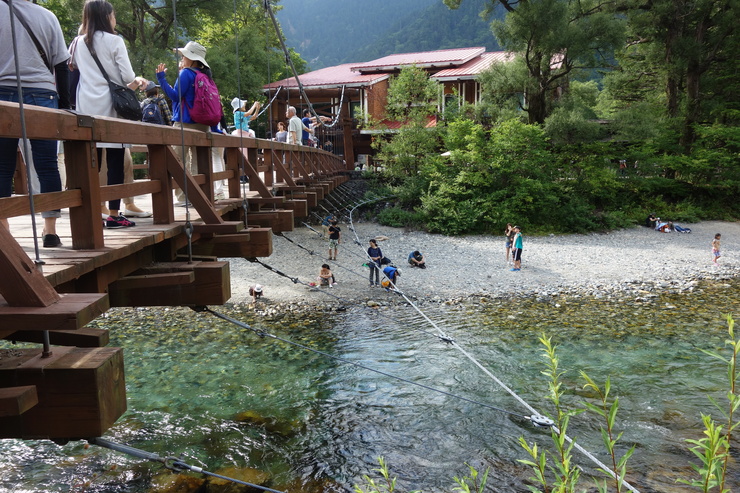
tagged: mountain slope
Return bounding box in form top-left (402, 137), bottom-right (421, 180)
top-left (276, 0), bottom-right (501, 69)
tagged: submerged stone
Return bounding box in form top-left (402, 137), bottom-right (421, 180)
top-left (205, 466), bottom-right (271, 492)
top-left (234, 410), bottom-right (305, 436)
top-left (149, 471), bottom-right (205, 493)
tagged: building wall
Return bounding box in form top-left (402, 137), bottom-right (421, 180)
top-left (365, 79), bottom-right (389, 121)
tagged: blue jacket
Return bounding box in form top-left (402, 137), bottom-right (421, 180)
top-left (157, 68), bottom-right (196, 124)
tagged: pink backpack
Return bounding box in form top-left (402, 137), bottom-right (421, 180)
top-left (185, 68), bottom-right (223, 126)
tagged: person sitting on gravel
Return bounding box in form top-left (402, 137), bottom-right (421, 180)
top-left (408, 250), bottom-right (426, 268)
top-left (317, 264), bottom-right (337, 287)
top-left (249, 284), bottom-right (263, 302)
top-left (646, 213), bottom-right (658, 229)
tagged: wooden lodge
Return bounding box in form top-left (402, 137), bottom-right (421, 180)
top-left (263, 47), bottom-right (515, 164)
top-left (0, 100), bottom-right (349, 441)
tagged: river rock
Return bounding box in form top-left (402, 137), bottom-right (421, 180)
top-left (205, 466), bottom-right (271, 493)
top-left (149, 471), bottom-right (205, 493)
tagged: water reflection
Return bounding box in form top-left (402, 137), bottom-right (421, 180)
top-left (2, 279), bottom-right (740, 491)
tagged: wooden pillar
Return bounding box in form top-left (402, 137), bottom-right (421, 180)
top-left (64, 140), bottom-right (104, 250)
top-left (341, 99), bottom-right (355, 169)
top-left (147, 144), bottom-right (175, 225)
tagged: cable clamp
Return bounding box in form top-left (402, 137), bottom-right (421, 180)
top-left (163, 456), bottom-right (185, 471)
top-left (256, 329), bottom-right (267, 338)
top-left (290, 277), bottom-right (299, 284)
top-left (190, 305), bottom-right (208, 313)
top-left (528, 414), bottom-right (555, 428)
top-left (439, 335), bottom-right (455, 344)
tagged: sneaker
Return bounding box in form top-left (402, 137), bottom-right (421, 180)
top-left (43, 234), bottom-right (62, 248)
top-left (124, 208), bottom-right (152, 218)
top-left (106, 215), bottom-right (136, 228)
top-left (174, 201), bottom-right (192, 207)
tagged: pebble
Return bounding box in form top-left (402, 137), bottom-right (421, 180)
top-left (225, 220), bottom-right (740, 314)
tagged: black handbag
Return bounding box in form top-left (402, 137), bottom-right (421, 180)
top-left (88, 46), bottom-right (142, 121)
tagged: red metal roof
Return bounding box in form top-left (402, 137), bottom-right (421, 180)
top-left (263, 63), bottom-right (390, 91)
top-left (432, 51), bottom-right (516, 81)
top-left (350, 47), bottom-right (486, 73)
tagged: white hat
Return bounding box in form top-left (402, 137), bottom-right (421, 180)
top-left (254, 284), bottom-right (263, 293)
top-left (231, 97), bottom-right (248, 112)
top-left (395, 268), bottom-right (402, 276)
top-left (176, 41), bottom-right (209, 68)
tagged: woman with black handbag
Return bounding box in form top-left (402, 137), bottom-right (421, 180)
top-left (70, 0), bottom-right (147, 228)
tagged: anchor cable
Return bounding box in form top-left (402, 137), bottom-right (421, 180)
top-left (342, 197), bottom-right (641, 492)
top-left (90, 437), bottom-right (285, 493)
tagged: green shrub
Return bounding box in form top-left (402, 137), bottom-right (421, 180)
top-left (377, 207), bottom-right (423, 228)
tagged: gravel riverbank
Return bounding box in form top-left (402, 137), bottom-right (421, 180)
top-left (226, 220), bottom-right (740, 311)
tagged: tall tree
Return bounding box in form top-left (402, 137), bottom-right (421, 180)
top-left (374, 65), bottom-right (439, 178)
top-left (445, 0), bottom-right (624, 124)
top-left (618, 0), bottom-right (739, 150)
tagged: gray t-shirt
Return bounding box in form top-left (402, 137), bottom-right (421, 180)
top-left (0, 1), bottom-right (70, 91)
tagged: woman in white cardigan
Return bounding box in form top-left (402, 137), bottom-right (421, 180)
top-left (70, 0), bottom-right (147, 228)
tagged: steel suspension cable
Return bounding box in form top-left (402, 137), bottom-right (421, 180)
top-left (90, 438), bottom-right (285, 493)
top-left (170, 0), bottom-right (194, 264)
top-left (6, 0), bottom-right (43, 266)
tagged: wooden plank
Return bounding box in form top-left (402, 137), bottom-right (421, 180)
top-left (110, 271), bottom-right (195, 289)
top-left (99, 180), bottom-right (161, 203)
top-left (284, 199), bottom-right (308, 218)
top-left (191, 221), bottom-right (245, 235)
top-left (0, 190), bottom-right (82, 219)
top-left (0, 224), bottom-right (61, 307)
top-left (109, 261), bottom-right (230, 306)
top-left (191, 230), bottom-right (272, 258)
top-left (6, 327), bottom-right (110, 348)
top-left (0, 386), bottom-right (38, 417)
top-left (0, 293), bottom-right (109, 331)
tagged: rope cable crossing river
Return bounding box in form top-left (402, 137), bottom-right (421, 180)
top-left (343, 197), bottom-right (642, 493)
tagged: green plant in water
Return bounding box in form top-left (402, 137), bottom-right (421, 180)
top-left (518, 335), bottom-right (582, 492)
top-left (679, 314), bottom-right (740, 492)
top-left (580, 374), bottom-right (635, 492)
top-left (354, 457), bottom-right (489, 493)
top-left (452, 463), bottom-right (489, 493)
top-left (354, 457), bottom-right (418, 493)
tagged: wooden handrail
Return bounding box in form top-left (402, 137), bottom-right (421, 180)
top-left (0, 101), bottom-right (345, 249)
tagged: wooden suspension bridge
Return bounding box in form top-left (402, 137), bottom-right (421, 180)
top-left (0, 101), bottom-right (351, 441)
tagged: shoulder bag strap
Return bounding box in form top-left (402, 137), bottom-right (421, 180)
top-left (87, 43), bottom-right (113, 85)
top-left (2, 0), bottom-right (53, 73)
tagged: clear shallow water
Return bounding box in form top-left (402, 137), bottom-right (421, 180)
top-left (2, 280), bottom-right (740, 492)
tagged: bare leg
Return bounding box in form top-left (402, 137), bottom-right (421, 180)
top-left (43, 217), bottom-right (56, 235)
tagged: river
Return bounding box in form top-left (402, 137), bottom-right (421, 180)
top-left (2, 278), bottom-right (740, 492)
